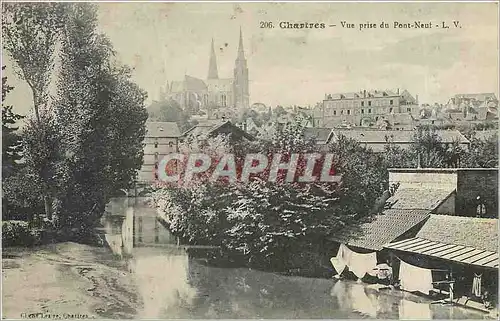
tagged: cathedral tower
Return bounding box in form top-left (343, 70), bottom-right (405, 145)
top-left (233, 28), bottom-right (249, 109)
top-left (208, 38), bottom-right (219, 79)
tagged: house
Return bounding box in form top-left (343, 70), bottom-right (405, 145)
top-left (181, 119), bottom-right (255, 142)
top-left (327, 129), bottom-right (470, 152)
top-left (314, 89), bottom-right (419, 128)
top-left (386, 215), bottom-right (498, 312)
top-left (328, 167), bottom-right (498, 313)
top-left (388, 168), bottom-right (498, 218)
top-left (138, 121), bottom-right (181, 183)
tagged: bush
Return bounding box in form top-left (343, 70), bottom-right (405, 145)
top-left (2, 220), bottom-right (41, 247)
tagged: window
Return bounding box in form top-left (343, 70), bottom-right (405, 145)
top-left (154, 141), bottom-right (158, 148)
top-left (168, 141), bottom-right (174, 148)
top-left (368, 101), bottom-right (372, 106)
top-left (389, 108), bottom-right (393, 113)
top-left (407, 108), bottom-right (411, 112)
top-left (340, 110), bottom-right (344, 115)
top-left (333, 110), bottom-right (337, 116)
top-left (361, 109), bottom-right (364, 114)
top-left (390, 100), bottom-right (394, 105)
top-left (347, 110), bottom-right (351, 115)
top-left (154, 152), bottom-right (159, 161)
top-left (361, 101), bottom-right (365, 107)
top-left (368, 109), bottom-right (372, 114)
top-left (221, 94), bottom-right (227, 107)
top-left (154, 162), bottom-right (158, 169)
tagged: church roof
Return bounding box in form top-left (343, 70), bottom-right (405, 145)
top-left (184, 75), bottom-right (207, 91)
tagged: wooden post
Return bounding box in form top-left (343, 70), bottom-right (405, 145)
top-left (449, 270), bottom-right (454, 303)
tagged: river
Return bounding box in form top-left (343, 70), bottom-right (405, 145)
top-left (2, 197), bottom-right (491, 319)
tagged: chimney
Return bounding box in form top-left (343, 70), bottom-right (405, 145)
top-left (363, 90), bottom-right (366, 98)
top-left (397, 88), bottom-right (400, 95)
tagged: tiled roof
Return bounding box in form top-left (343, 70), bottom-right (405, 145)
top-left (182, 121), bottom-right (254, 141)
top-left (386, 237), bottom-right (498, 269)
top-left (303, 127), bottom-right (332, 143)
top-left (386, 188), bottom-right (455, 210)
top-left (454, 93), bottom-right (497, 102)
top-left (330, 209), bottom-right (431, 251)
top-left (330, 129), bottom-right (469, 144)
top-left (146, 122), bottom-right (181, 138)
top-left (416, 215), bottom-right (498, 253)
top-left (326, 90), bottom-right (401, 100)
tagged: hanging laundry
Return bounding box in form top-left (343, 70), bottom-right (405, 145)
top-left (472, 273), bottom-right (482, 297)
top-left (330, 244), bottom-right (347, 275)
top-left (343, 245), bottom-right (377, 279)
top-left (399, 260), bottom-right (434, 295)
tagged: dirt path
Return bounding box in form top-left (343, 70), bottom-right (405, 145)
top-left (2, 242), bottom-right (141, 319)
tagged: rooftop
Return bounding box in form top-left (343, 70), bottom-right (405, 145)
top-left (330, 209), bottom-right (431, 251)
top-left (329, 129), bottom-right (469, 144)
top-left (146, 122), bottom-right (181, 138)
top-left (303, 127), bottom-right (332, 144)
top-left (386, 187), bottom-right (454, 210)
top-left (416, 214), bottom-right (498, 253)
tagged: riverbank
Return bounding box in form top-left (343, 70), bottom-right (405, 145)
top-left (2, 242), bottom-right (140, 319)
top-left (2, 242), bottom-right (493, 319)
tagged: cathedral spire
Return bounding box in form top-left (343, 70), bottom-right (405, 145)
top-left (208, 38), bottom-right (219, 79)
top-left (233, 27), bottom-right (249, 109)
top-left (237, 27), bottom-right (245, 60)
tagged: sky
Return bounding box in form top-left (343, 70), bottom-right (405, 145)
top-left (3, 2), bottom-right (499, 115)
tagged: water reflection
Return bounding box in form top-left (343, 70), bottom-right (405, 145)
top-left (102, 197), bottom-right (489, 319)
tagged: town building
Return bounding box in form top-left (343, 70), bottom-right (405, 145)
top-left (181, 119), bottom-right (255, 143)
top-left (163, 29), bottom-right (250, 119)
top-left (138, 122), bottom-right (181, 183)
top-left (303, 128), bottom-right (470, 152)
top-left (313, 89), bottom-right (419, 128)
top-left (443, 93), bottom-right (498, 122)
top-left (328, 168), bottom-right (498, 315)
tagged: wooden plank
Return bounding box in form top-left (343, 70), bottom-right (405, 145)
top-left (387, 238), bottom-right (424, 250)
top-left (423, 243), bottom-right (458, 255)
top-left (452, 249), bottom-right (488, 262)
top-left (396, 239), bottom-right (433, 251)
top-left (473, 253), bottom-right (499, 266)
top-left (443, 247), bottom-right (477, 260)
top-left (408, 240), bottom-right (443, 252)
top-left (386, 237), bottom-right (419, 248)
top-left (483, 257), bottom-right (499, 268)
top-left (430, 245), bottom-right (466, 257)
top-left (462, 251), bottom-right (495, 264)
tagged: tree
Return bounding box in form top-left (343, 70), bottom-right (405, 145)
top-left (148, 98), bottom-right (194, 132)
top-left (411, 127), bottom-right (446, 167)
top-left (1, 65), bottom-right (24, 178)
top-left (52, 3), bottom-right (148, 231)
top-left (462, 132), bottom-right (498, 168)
top-left (152, 120), bottom-right (388, 270)
top-left (2, 2), bottom-right (67, 219)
